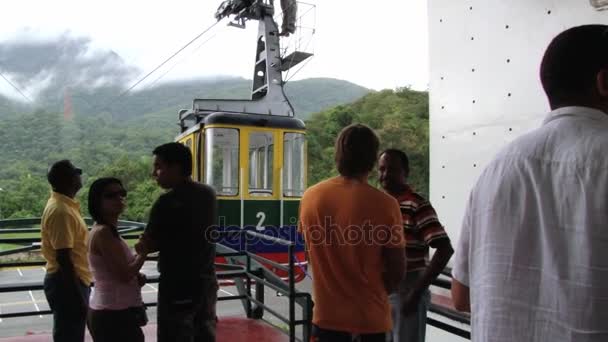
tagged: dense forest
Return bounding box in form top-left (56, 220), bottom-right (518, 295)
top-left (0, 84), bottom-right (428, 222)
top-left (307, 87), bottom-right (429, 194)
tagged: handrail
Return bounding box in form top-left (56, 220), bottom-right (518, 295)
top-left (0, 266), bottom-right (248, 293)
top-left (0, 261), bottom-right (46, 268)
top-left (427, 317), bottom-right (470, 339)
top-left (428, 273), bottom-right (471, 339)
top-left (0, 218), bottom-right (145, 229)
top-left (0, 218), bottom-right (43, 228)
top-left (0, 245), bottom-right (40, 257)
top-left (432, 277), bottom-right (452, 290)
top-left (0, 218), bottom-right (470, 341)
top-left (0, 228), bottom-right (41, 234)
top-left (429, 303), bottom-right (470, 326)
top-left (0, 224), bottom-right (313, 342)
top-left (245, 230), bottom-right (295, 246)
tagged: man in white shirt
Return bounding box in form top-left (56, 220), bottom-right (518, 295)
top-left (452, 25), bottom-right (608, 341)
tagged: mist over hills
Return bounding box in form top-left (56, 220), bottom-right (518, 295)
top-left (0, 33), bottom-right (373, 213)
top-left (0, 32), bottom-right (431, 223)
top-left (0, 34), bottom-right (370, 120)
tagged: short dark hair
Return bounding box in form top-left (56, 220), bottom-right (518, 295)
top-left (88, 177), bottom-right (124, 237)
top-left (380, 148), bottom-right (410, 175)
top-left (540, 25), bottom-right (608, 106)
top-left (153, 142), bottom-right (193, 176)
top-left (334, 124), bottom-right (380, 177)
top-left (47, 160), bottom-right (76, 189)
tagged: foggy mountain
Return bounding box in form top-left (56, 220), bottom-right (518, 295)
top-left (0, 34), bottom-right (370, 120)
top-left (0, 34), bottom-right (138, 99)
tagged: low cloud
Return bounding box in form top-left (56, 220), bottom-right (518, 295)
top-left (0, 32), bottom-right (140, 100)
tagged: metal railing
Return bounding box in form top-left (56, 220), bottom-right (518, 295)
top-left (0, 219), bottom-right (313, 342)
top-left (428, 275), bottom-right (471, 339)
top-left (0, 219), bottom-right (471, 341)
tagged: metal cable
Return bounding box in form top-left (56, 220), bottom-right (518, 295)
top-left (0, 70), bottom-right (32, 102)
top-left (119, 20), bottom-right (223, 97)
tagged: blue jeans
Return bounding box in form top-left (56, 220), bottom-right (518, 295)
top-left (43, 272), bottom-right (90, 342)
top-left (387, 272), bottom-right (431, 342)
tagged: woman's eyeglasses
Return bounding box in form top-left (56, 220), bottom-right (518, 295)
top-left (103, 190), bottom-right (127, 199)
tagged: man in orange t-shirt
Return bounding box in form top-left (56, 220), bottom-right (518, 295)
top-left (299, 124), bottom-right (406, 342)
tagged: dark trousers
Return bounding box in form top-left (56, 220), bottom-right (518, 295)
top-left (157, 279), bottom-right (218, 342)
top-left (311, 325), bottom-right (387, 342)
top-left (88, 308), bottom-right (144, 342)
top-left (43, 272), bottom-right (90, 342)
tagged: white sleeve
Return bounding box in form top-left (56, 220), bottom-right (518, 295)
top-left (452, 192), bottom-right (473, 287)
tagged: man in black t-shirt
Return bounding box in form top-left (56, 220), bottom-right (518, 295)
top-left (135, 142), bottom-right (218, 342)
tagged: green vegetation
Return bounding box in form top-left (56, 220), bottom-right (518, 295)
top-left (0, 232), bottom-right (40, 252)
top-left (0, 77), bottom-right (370, 122)
top-left (307, 87), bottom-right (429, 195)
top-left (0, 84), bottom-right (429, 225)
top-left (0, 111), bottom-right (167, 222)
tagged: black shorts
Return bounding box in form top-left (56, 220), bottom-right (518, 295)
top-left (311, 324), bottom-right (387, 342)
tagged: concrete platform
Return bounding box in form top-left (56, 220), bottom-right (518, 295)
top-left (0, 316), bottom-right (289, 342)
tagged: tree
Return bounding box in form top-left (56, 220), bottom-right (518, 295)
top-left (0, 174), bottom-right (49, 219)
top-left (306, 88), bottom-right (430, 196)
top-left (1, 84), bottom-right (430, 221)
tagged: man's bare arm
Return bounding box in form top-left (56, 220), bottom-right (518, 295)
top-left (451, 278), bottom-right (471, 312)
top-left (383, 246), bottom-right (406, 293)
top-left (410, 240), bottom-right (453, 297)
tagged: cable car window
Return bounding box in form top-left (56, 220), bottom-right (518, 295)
top-left (183, 138), bottom-right (194, 177)
top-left (249, 132), bottom-right (274, 196)
top-left (205, 128), bottom-right (239, 196)
top-left (198, 133), bottom-right (204, 183)
top-left (283, 133), bottom-right (305, 197)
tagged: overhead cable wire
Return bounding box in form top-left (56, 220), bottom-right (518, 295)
top-left (285, 54), bottom-right (313, 83)
top-left (90, 19), bottom-right (225, 115)
top-left (0, 70), bottom-right (32, 102)
top-left (119, 20), bottom-right (223, 97)
top-left (284, 29), bottom-right (315, 83)
top-left (145, 26), bottom-right (227, 90)
top-left (280, 2), bottom-right (316, 83)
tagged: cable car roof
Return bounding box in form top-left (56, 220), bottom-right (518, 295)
top-left (204, 111), bottom-right (305, 130)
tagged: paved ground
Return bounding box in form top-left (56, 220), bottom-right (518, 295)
top-left (0, 261), bottom-right (311, 339)
top-left (0, 318), bottom-right (290, 342)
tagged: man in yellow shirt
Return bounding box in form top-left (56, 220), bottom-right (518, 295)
top-left (299, 124), bottom-right (407, 341)
top-left (41, 160), bottom-right (92, 342)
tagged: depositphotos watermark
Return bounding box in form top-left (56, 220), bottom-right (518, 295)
top-left (203, 216), bottom-right (404, 248)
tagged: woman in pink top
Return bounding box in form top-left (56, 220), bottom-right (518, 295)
top-left (87, 178), bottom-right (146, 342)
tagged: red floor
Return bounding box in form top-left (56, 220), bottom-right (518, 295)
top-left (0, 316), bottom-right (289, 342)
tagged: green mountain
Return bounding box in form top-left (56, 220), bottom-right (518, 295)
top-left (121, 77), bottom-right (369, 120)
top-left (307, 87), bottom-right (430, 196)
top-left (0, 95), bottom-right (28, 117)
top-left (0, 34), bottom-right (432, 224)
top-left (0, 77), bottom-right (369, 122)
top-left (0, 87), bottom-right (428, 222)
top-left (0, 35), bottom-right (368, 120)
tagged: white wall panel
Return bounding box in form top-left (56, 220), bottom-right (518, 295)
top-left (428, 0), bottom-right (607, 248)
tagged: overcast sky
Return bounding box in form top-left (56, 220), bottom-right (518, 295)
top-left (0, 0), bottom-right (428, 97)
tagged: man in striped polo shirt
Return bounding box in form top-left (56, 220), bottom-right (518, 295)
top-left (378, 149), bottom-right (454, 342)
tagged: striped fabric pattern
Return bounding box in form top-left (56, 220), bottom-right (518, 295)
top-left (397, 186), bottom-right (450, 272)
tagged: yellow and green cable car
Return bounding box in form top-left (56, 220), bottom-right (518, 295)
top-left (177, 113), bottom-right (306, 269)
top-left (175, 0), bottom-right (313, 280)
